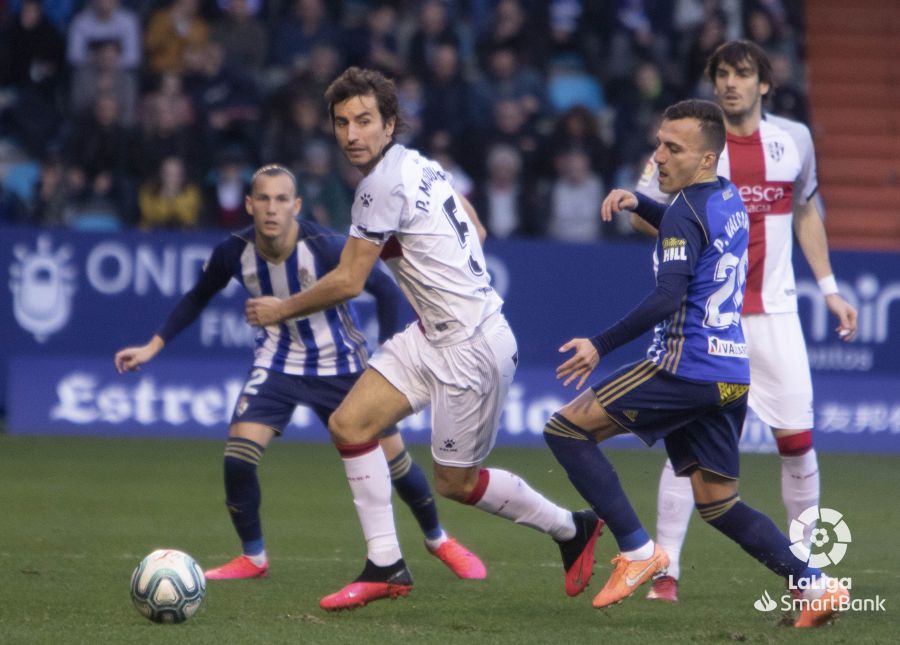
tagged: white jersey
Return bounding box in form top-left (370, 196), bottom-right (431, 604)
top-left (636, 114), bottom-right (818, 315)
top-left (349, 143), bottom-right (503, 346)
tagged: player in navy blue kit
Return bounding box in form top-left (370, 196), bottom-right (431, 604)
top-left (543, 100), bottom-right (846, 625)
top-left (114, 164), bottom-right (485, 582)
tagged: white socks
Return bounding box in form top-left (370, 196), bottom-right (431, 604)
top-left (653, 459), bottom-right (694, 580)
top-left (342, 448), bottom-right (402, 566)
top-left (622, 540), bottom-right (655, 561)
top-left (474, 468), bottom-right (576, 541)
top-left (245, 550), bottom-right (268, 567)
top-left (781, 448), bottom-right (820, 547)
top-left (424, 531), bottom-right (448, 552)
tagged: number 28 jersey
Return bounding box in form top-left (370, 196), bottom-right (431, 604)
top-left (647, 177), bottom-right (751, 384)
top-left (349, 142), bottom-right (502, 346)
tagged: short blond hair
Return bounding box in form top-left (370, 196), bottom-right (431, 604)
top-left (250, 164), bottom-right (297, 194)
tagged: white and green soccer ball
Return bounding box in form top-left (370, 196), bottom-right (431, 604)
top-left (130, 549), bottom-right (206, 624)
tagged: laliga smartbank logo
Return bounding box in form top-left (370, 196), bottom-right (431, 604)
top-left (753, 506), bottom-right (887, 615)
top-left (789, 506), bottom-right (850, 567)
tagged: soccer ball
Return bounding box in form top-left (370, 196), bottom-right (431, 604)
top-left (130, 549), bottom-right (206, 624)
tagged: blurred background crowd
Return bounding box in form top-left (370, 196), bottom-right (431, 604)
top-left (0, 0), bottom-right (808, 242)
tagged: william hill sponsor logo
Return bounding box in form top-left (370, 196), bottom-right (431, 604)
top-left (708, 337), bottom-right (749, 358)
top-left (661, 237), bottom-right (687, 262)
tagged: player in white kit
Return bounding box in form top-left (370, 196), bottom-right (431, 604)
top-left (628, 41), bottom-right (858, 602)
top-left (245, 67), bottom-right (602, 611)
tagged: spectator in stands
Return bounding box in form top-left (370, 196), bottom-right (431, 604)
top-left (295, 139), bottom-right (352, 231)
top-left (6, 0), bottom-right (79, 31)
top-left (0, 185), bottom-right (20, 224)
top-left (547, 0), bottom-right (584, 59)
top-left (212, 0), bottom-right (269, 80)
top-left (567, 0), bottom-right (618, 78)
top-left (477, 43), bottom-right (548, 123)
top-left (421, 41), bottom-right (488, 146)
top-left (768, 51), bottom-right (809, 123)
top-left (468, 97), bottom-right (542, 185)
top-left (744, 2), bottom-right (798, 68)
top-left (606, 0), bottom-right (676, 79)
top-left (65, 92), bottom-right (137, 225)
top-left (342, 2), bottom-right (402, 76)
top-left (394, 74), bottom-right (425, 146)
top-left (139, 83), bottom-right (200, 180)
top-left (71, 41), bottom-right (138, 126)
top-left (542, 145), bottom-right (605, 243)
top-left (1, 0), bottom-right (66, 89)
top-left (683, 9), bottom-right (727, 96)
top-left (476, 0), bottom-right (537, 67)
top-left (203, 147), bottom-right (250, 229)
top-left (191, 41), bottom-right (260, 166)
top-left (539, 105), bottom-right (612, 184)
top-left (407, 0), bottom-right (464, 78)
top-left (27, 149), bottom-right (75, 226)
top-left (301, 42), bottom-right (344, 101)
top-left (138, 155), bottom-right (202, 229)
top-left (67, 0), bottom-right (141, 70)
top-left (144, 0), bottom-right (210, 75)
top-left (608, 59), bottom-right (676, 178)
top-left (260, 89), bottom-right (329, 169)
top-left (270, 0), bottom-right (338, 72)
top-left (0, 0), bottom-right (67, 156)
top-left (470, 143), bottom-right (537, 239)
top-left (141, 72), bottom-right (195, 131)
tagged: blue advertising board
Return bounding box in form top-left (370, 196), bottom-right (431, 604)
top-left (3, 225), bottom-right (899, 452)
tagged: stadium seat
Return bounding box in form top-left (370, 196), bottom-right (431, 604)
top-left (2, 161), bottom-right (40, 203)
top-left (71, 212), bottom-right (122, 231)
top-left (548, 75), bottom-right (604, 113)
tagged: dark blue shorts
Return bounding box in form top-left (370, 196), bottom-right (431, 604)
top-left (230, 367), bottom-right (399, 438)
top-left (591, 360), bottom-right (748, 479)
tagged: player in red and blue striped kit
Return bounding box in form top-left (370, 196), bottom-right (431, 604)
top-left (115, 165), bottom-right (485, 582)
top-left (543, 100), bottom-right (847, 627)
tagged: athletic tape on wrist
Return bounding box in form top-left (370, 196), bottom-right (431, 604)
top-left (817, 274), bottom-right (839, 296)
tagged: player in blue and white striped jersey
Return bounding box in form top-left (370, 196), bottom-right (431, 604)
top-left (114, 164), bottom-right (485, 582)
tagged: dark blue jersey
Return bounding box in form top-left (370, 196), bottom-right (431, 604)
top-left (157, 218), bottom-right (403, 377)
top-left (647, 177), bottom-right (750, 383)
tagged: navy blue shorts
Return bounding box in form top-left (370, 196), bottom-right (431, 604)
top-left (230, 367), bottom-right (399, 438)
top-left (591, 360), bottom-right (748, 479)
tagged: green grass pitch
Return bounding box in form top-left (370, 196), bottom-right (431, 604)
top-left (1, 435), bottom-right (896, 644)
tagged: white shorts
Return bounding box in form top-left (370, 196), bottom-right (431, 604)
top-left (370, 312), bottom-right (517, 467)
top-left (742, 312), bottom-right (814, 430)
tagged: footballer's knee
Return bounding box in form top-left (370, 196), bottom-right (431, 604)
top-left (327, 407), bottom-right (377, 445)
top-left (433, 464), bottom-right (480, 502)
top-left (689, 467), bottom-right (738, 508)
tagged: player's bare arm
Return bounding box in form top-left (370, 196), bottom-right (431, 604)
top-left (245, 236), bottom-right (383, 327)
top-left (793, 199), bottom-right (858, 341)
top-left (630, 213), bottom-right (660, 237)
top-left (459, 193), bottom-right (487, 245)
top-left (114, 335), bottom-right (165, 373)
top-left (556, 338), bottom-right (600, 390)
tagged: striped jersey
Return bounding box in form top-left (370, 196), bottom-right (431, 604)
top-left (157, 219), bottom-right (401, 377)
top-left (348, 142), bottom-right (503, 347)
top-left (636, 113), bottom-right (818, 315)
top-left (645, 177), bottom-right (751, 383)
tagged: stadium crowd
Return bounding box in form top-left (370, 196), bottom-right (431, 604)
top-left (0, 0), bottom-right (808, 241)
